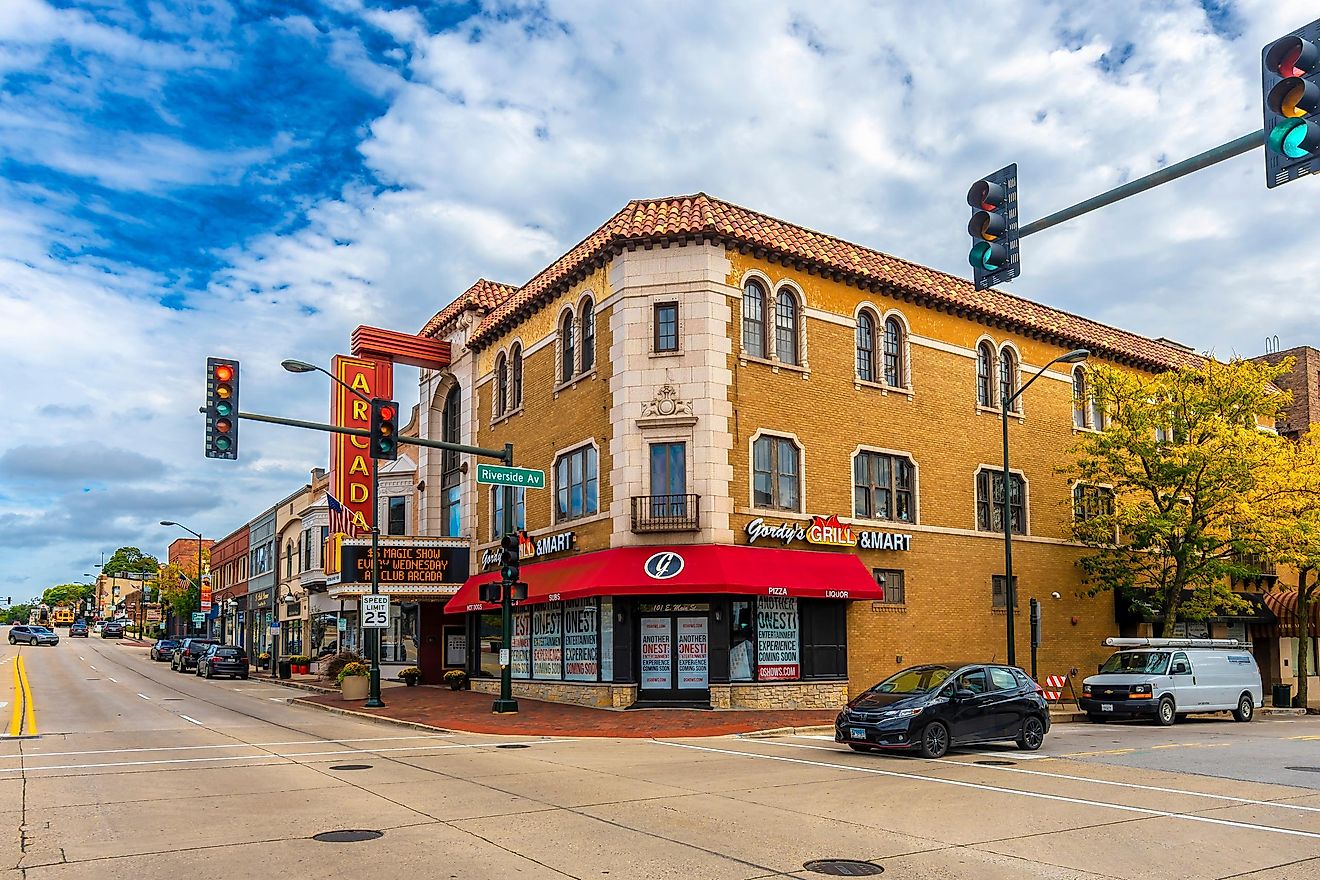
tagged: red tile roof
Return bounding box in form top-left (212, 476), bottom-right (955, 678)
top-left (419, 279), bottom-right (516, 338)
top-left (465, 193), bottom-right (1203, 371)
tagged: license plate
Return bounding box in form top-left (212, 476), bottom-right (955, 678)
top-left (850, 727), bottom-right (867, 740)
top-left (1101, 703), bottom-right (1114, 712)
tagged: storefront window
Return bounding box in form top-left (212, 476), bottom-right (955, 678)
top-left (512, 610), bottom-right (531, 679)
top-left (756, 597), bottom-right (800, 681)
top-left (382, 603), bottom-right (418, 663)
top-left (563, 599), bottom-right (598, 681)
top-left (283, 620), bottom-right (304, 655)
top-left (532, 605), bottom-right (563, 679)
top-left (478, 612), bottom-right (502, 678)
top-left (730, 601), bottom-right (755, 681)
top-left (600, 598), bottom-right (613, 682)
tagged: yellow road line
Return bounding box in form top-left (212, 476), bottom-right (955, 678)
top-left (6, 656), bottom-right (21, 737)
top-left (18, 655), bottom-right (35, 736)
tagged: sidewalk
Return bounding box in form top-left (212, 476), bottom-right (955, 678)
top-left (295, 684), bottom-right (839, 737)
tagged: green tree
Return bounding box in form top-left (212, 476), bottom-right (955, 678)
top-left (102, 547), bottom-right (160, 578)
top-left (1069, 358), bottom-right (1292, 636)
top-left (5, 602), bottom-right (36, 625)
top-left (149, 548), bottom-right (210, 621)
top-left (41, 583), bottom-right (95, 608)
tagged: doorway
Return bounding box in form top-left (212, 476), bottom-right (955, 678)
top-left (637, 605), bottom-right (710, 703)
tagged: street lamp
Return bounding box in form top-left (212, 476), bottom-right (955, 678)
top-left (161, 520), bottom-right (204, 640)
top-left (1001, 348), bottom-right (1088, 668)
top-left (282, 357), bottom-right (385, 708)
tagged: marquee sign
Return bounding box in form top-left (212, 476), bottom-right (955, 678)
top-left (331, 538), bottom-right (470, 587)
top-left (480, 529), bottom-right (577, 569)
top-left (746, 515), bottom-right (911, 552)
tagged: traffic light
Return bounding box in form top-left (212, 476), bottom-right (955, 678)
top-left (1263, 21), bottom-right (1320, 188)
top-left (509, 582), bottom-right (528, 602)
top-left (368, 398), bottom-right (398, 461)
top-left (479, 582), bottom-right (502, 604)
top-left (205, 357), bottom-right (239, 459)
top-left (967, 164), bottom-right (1020, 291)
top-left (499, 532), bottom-right (520, 585)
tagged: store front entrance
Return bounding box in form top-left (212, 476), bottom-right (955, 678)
top-left (638, 604), bottom-right (710, 703)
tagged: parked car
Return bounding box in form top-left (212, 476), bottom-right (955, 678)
top-left (68, 622), bottom-right (89, 638)
top-left (171, 638), bottom-right (218, 673)
top-left (92, 621), bottom-right (105, 634)
top-left (1081, 638), bottom-right (1263, 725)
top-left (8, 625), bottom-right (60, 646)
top-left (150, 639), bottom-right (180, 662)
top-left (836, 662), bottom-right (1050, 758)
top-left (196, 644), bottom-right (249, 679)
top-left (101, 620), bottom-right (126, 639)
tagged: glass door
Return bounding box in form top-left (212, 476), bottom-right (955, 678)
top-left (639, 616), bottom-right (673, 698)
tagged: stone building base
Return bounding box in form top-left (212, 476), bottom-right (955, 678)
top-left (711, 680), bottom-right (848, 710)
top-left (470, 679), bottom-right (639, 709)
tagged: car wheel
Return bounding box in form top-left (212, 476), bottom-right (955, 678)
top-left (239, 673), bottom-right (249, 680)
top-left (1233, 693), bottom-right (1255, 723)
top-left (1017, 715), bottom-right (1046, 751)
top-left (7, 637), bottom-right (13, 645)
top-left (1086, 713), bottom-right (1107, 724)
top-left (1157, 697), bottom-right (1177, 726)
top-left (918, 722), bottom-right (951, 759)
top-left (848, 743), bottom-right (874, 753)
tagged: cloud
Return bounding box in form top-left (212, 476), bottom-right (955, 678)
top-left (0, 444), bottom-right (167, 484)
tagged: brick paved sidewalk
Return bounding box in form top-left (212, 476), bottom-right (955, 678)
top-left (297, 684), bottom-right (838, 737)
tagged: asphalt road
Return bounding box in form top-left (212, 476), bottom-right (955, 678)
top-left (4, 627), bottom-right (1320, 879)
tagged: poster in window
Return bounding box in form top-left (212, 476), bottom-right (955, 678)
top-left (1224, 621), bottom-right (1247, 643)
top-left (600, 598), bottom-right (613, 682)
top-left (756, 596), bottom-right (800, 680)
top-left (1171, 620), bottom-right (1211, 640)
top-left (563, 599), bottom-right (598, 681)
top-left (532, 605), bottom-right (563, 679)
top-left (640, 617), bottom-right (672, 689)
top-left (676, 616), bottom-right (709, 689)
top-left (444, 632), bottom-right (467, 667)
top-left (511, 611), bottom-right (531, 679)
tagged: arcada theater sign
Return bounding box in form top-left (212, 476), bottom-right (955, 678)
top-left (745, 514), bottom-right (912, 552)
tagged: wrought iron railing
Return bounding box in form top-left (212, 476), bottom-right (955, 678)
top-left (631, 494), bottom-right (700, 532)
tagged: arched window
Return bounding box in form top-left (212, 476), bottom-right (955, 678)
top-left (285, 541), bottom-right (293, 579)
top-left (441, 385), bottom-right (462, 537)
top-left (580, 298), bottom-right (595, 373)
top-left (856, 311), bottom-right (876, 382)
top-left (494, 353), bottom-right (508, 418)
top-left (1088, 378), bottom-right (1105, 430)
top-left (1072, 367), bottom-right (1088, 428)
top-left (559, 311), bottom-right (575, 384)
top-left (999, 347), bottom-right (1019, 412)
top-left (510, 342), bottom-right (523, 409)
top-left (742, 280), bottom-right (767, 358)
top-left (775, 289), bottom-right (799, 365)
top-left (977, 341), bottom-right (995, 407)
top-left (883, 317), bottom-right (905, 387)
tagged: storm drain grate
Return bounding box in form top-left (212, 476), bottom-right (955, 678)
top-left (1286, 766), bottom-right (1320, 773)
top-left (974, 760), bottom-right (1017, 766)
top-left (497, 743), bottom-right (531, 749)
top-left (803, 859), bottom-right (884, 876)
top-left (329, 764), bottom-right (373, 771)
top-left (312, 830), bottom-right (383, 843)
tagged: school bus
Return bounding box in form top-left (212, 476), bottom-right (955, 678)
top-left (51, 606), bottom-right (75, 626)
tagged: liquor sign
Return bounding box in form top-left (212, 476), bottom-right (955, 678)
top-left (746, 515), bottom-right (912, 552)
top-left (333, 539), bottom-right (470, 587)
top-left (330, 354), bottom-right (392, 536)
top-left (480, 530), bottom-right (576, 570)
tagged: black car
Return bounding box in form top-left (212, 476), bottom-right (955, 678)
top-left (150, 639), bottom-right (180, 662)
top-left (836, 663), bottom-right (1050, 759)
top-left (8, 625), bottom-right (59, 646)
top-left (68, 622), bottom-right (89, 638)
top-left (101, 620), bottom-right (126, 639)
top-left (171, 638), bottom-right (218, 672)
top-left (196, 644), bottom-right (249, 679)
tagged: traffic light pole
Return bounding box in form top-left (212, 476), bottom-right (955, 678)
top-left (493, 443), bottom-right (518, 715)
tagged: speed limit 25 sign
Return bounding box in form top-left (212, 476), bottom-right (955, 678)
top-left (361, 594), bottom-right (390, 629)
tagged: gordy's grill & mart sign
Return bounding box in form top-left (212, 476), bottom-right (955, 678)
top-left (745, 514), bottom-right (912, 552)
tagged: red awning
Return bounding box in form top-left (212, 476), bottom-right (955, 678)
top-left (444, 544), bottom-right (882, 614)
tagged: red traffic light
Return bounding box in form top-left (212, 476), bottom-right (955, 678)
top-left (1266, 35), bottom-right (1319, 79)
top-left (213, 364), bottom-right (234, 382)
top-left (967, 179), bottom-right (1005, 212)
top-left (378, 404), bottom-right (395, 421)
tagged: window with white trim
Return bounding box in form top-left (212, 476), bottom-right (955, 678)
top-left (580, 298), bottom-right (596, 373)
top-left (1073, 483), bottom-right (1115, 521)
top-left (775, 290), bottom-right (799, 365)
top-left (753, 434), bottom-right (801, 511)
top-left (999, 346), bottom-right (1019, 412)
top-left (853, 451), bottom-right (914, 522)
top-left (856, 310), bottom-right (876, 382)
top-left (559, 311), bottom-right (575, 384)
top-left (510, 342), bottom-right (523, 409)
top-left (743, 280), bottom-right (767, 358)
top-left (495, 352), bottom-right (508, 418)
top-left (976, 468), bottom-right (1025, 534)
top-left (977, 341), bottom-right (995, 407)
top-left (883, 317), bottom-right (904, 387)
top-left (555, 444), bottom-right (598, 522)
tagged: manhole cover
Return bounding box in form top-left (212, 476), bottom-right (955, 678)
top-left (974, 760), bottom-right (1017, 766)
top-left (1286, 766), bottom-right (1320, 773)
top-left (312, 830), bottom-right (383, 843)
top-left (803, 859), bottom-right (884, 876)
top-left (497, 743), bottom-right (530, 749)
top-left (329, 764), bottom-right (373, 770)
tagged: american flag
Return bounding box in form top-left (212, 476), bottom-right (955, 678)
top-left (327, 492), bottom-right (360, 537)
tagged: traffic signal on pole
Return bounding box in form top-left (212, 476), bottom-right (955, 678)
top-left (1263, 21), bottom-right (1320, 188)
top-left (479, 582), bottom-right (502, 604)
top-left (369, 398), bottom-right (398, 461)
top-left (967, 164), bottom-right (1020, 291)
top-left (499, 532), bottom-right (520, 585)
top-left (509, 582), bottom-right (528, 602)
top-left (205, 357), bottom-right (239, 459)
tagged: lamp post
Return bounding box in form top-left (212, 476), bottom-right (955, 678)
top-left (1001, 348), bottom-right (1088, 667)
top-left (161, 521), bottom-right (203, 639)
top-left (282, 358), bottom-right (385, 708)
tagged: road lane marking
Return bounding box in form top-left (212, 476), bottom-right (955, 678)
top-left (87, 665), bottom-right (96, 671)
top-left (756, 740), bottom-right (1320, 815)
top-left (178, 715), bottom-right (203, 726)
top-left (107, 678), bottom-right (118, 683)
top-left (5, 659), bottom-right (20, 737)
top-left (20, 656), bottom-right (35, 736)
top-left (2, 734), bottom-right (454, 760)
top-left (0, 739), bottom-right (565, 773)
top-left (137, 694), bottom-right (151, 700)
top-left (657, 740), bottom-right (1320, 841)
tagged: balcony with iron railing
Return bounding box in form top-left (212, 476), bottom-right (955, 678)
top-left (631, 494), bottom-right (700, 533)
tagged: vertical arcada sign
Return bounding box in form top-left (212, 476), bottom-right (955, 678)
top-left (331, 354), bottom-right (393, 534)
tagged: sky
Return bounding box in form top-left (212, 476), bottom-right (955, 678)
top-left (0, 0), bottom-right (1317, 599)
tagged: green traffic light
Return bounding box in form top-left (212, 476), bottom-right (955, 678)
top-left (969, 241), bottom-right (1006, 272)
top-left (1269, 118), bottom-right (1320, 159)
top-left (215, 436), bottom-right (231, 451)
top-left (215, 401), bottom-right (232, 416)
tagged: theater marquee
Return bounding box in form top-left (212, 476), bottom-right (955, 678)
top-left (327, 537), bottom-right (471, 591)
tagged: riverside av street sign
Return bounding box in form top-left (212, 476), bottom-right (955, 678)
top-left (476, 463), bottom-right (545, 489)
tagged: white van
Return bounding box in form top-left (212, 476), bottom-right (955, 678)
top-left (1080, 638), bottom-right (1263, 725)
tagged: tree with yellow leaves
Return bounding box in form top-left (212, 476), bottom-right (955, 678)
top-left (1068, 358), bottom-right (1292, 637)
top-left (149, 548), bottom-right (211, 623)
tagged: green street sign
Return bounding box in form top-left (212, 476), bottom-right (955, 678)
top-left (476, 463), bottom-right (546, 489)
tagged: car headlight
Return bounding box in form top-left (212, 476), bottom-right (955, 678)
top-left (889, 706), bottom-right (923, 719)
top-left (1129, 684), bottom-right (1153, 698)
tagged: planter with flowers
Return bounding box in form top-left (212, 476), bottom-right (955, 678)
top-left (443, 669), bottom-right (468, 691)
top-left (400, 667), bottom-right (421, 687)
top-left (290, 655), bottom-right (310, 674)
top-left (337, 661), bottom-right (370, 700)
top-left (257, 651), bottom-right (271, 670)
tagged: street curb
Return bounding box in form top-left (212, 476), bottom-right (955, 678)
top-left (246, 675), bottom-right (340, 696)
top-left (1263, 706), bottom-right (1309, 716)
top-left (741, 725), bottom-right (834, 738)
top-left (289, 696), bottom-right (453, 735)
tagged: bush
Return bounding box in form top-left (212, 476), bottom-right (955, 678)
top-left (400, 666), bottom-right (420, 677)
top-left (322, 651), bottom-right (365, 681)
top-left (336, 661), bottom-right (369, 684)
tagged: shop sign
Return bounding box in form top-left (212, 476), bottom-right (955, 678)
top-left (756, 596), bottom-right (800, 681)
top-left (644, 550), bottom-right (685, 579)
top-left (857, 531), bottom-right (913, 551)
top-left (746, 514), bottom-right (912, 552)
top-left (329, 354), bottom-right (391, 537)
top-left (480, 530), bottom-right (576, 570)
top-left (337, 542), bottom-right (470, 586)
top-left (640, 617), bottom-right (672, 689)
top-left (563, 599), bottom-right (598, 681)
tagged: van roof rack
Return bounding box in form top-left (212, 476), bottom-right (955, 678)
top-left (1104, 637), bottom-right (1244, 649)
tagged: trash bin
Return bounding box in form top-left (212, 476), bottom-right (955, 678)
top-left (1272, 683), bottom-right (1292, 708)
top-left (277, 658), bottom-right (292, 680)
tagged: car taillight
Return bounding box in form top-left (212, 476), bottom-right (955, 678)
top-left (1033, 682), bottom-right (1044, 695)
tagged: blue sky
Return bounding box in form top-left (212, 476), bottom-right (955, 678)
top-left (1, 0), bottom-right (1317, 596)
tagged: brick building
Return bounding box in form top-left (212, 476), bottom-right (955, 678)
top-left (210, 525), bottom-right (248, 643)
top-left (411, 193), bottom-right (1225, 709)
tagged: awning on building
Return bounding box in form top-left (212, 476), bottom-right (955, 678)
top-left (1262, 590), bottom-right (1320, 637)
top-left (444, 544), bottom-right (882, 614)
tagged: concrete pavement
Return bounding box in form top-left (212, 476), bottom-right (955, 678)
top-left (3, 627), bottom-right (1320, 879)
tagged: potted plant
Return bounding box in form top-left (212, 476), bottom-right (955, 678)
top-left (337, 661), bottom-right (370, 700)
top-left (290, 655), bottom-right (309, 674)
top-left (443, 669), bottom-right (468, 691)
top-left (400, 667), bottom-right (421, 687)
top-left (257, 651), bottom-right (271, 670)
